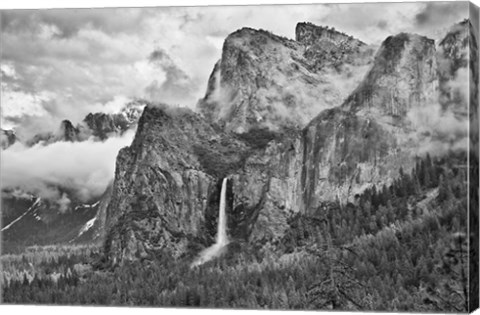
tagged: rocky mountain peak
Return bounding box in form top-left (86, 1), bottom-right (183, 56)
top-left (83, 112), bottom-right (126, 140)
top-left (295, 22), bottom-right (370, 72)
top-left (198, 23), bottom-right (374, 134)
top-left (83, 100), bottom-right (144, 140)
top-left (13, 100), bottom-right (144, 148)
top-left (57, 119), bottom-right (80, 142)
top-left (342, 32), bottom-right (437, 122)
top-left (296, 22), bottom-right (365, 47)
top-left (438, 19), bottom-right (476, 116)
top-left (1, 129), bottom-right (16, 149)
top-left (439, 19), bottom-right (470, 55)
top-left (120, 100), bottom-right (145, 124)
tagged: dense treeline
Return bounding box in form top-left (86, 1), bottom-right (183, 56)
top-left (282, 152), bottom-right (467, 248)
top-left (1, 153), bottom-right (469, 312)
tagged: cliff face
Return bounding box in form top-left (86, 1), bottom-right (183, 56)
top-left (229, 132), bottom-right (304, 242)
top-left (343, 33), bottom-right (438, 123)
top-left (103, 105), bottom-right (251, 263)
top-left (301, 33), bottom-right (440, 210)
top-left (102, 21), bottom-right (471, 264)
top-left (301, 109), bottom-right (407, 211)
top-left (468, 17), bottom-right (479, 159)
top-left (198, 24), bottom-right (373, 133)
top-left (295, 22), bottom-right (370, 72)
top-left (438, 19), bottom-right (475, 118)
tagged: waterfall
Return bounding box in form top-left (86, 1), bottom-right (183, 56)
top-left (216, 178), bottom-right (228, 246)
top-left (191, 178), bottom-right (229, 267)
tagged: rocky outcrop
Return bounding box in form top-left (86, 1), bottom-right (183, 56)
top-left (57, 120), bottom-right (81, 142)
top-left (229, 133), bottom-right (304, 242)
top-left (300, 33), bottom-right (440, 210)
top-left (296, 22), bottom-right (365, 47)
top-left (468, 17), bottom-right (479, 158)
top-left (301, 108), bottom-right (408, 212)
top-left (198, 24), bottom-right (374, 133)
top-left (103, 105), bottom-right (250, 263)
top-left (295, 22), bottom-right (370, 72)
top-left (343, 33), bottom-right (438, 123)
top-left (26, 119), bottom-right (81, 146)
top-left (102, 102), bottom-right (309, 261)
top-left (20, 100), bottom-right (145, 147)
top-left (83, 101), bottom-right (143, 140)
top-left (1, 129), bottom-right (16, 149)
top-left (83, 113), bottom-right (126, 140)
top-left (438, 19), bottom-right (475, 117)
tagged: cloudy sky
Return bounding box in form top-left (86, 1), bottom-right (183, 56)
top-left (0, 1), bottom-right (471, 134)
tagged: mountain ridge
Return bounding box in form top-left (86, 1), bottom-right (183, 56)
top-left (100, 21), bottom-right (467, 264)
top-left (197, 22), bottom-right (375, 133)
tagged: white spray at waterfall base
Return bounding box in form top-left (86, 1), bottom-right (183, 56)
top-left (191, 178), bottom-right (229, 267)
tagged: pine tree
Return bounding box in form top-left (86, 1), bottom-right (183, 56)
top-left (438, 174), bottom-right (453, 202)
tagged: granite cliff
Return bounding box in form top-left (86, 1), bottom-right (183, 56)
top-left (96, 21), bottom-right (473, 264)
top-left (198, 24), bottom-right (374, 133)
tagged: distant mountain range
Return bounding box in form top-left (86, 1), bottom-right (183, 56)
top-left (1, 99), bottom-right (145, 149)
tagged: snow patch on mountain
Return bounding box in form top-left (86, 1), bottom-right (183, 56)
top-left (1, 198), bottom-right (40, 231)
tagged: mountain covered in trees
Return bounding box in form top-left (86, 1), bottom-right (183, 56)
top-left (1, 17), bottom-right (478, 313)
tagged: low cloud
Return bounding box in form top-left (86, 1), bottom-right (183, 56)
top-left (413, 2), bottom-right (469, 40)
top-left (408, 51), bottom-right (470, 157)
top-left (56, 192), bottom-right (71, 214)
top-left (145, 48), bottom-right (200, 106)
top-left (0, 129), bottom-right (136, 203)
top-left (408, 102), bottom-right (469, 156)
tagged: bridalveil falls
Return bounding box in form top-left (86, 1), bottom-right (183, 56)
top-left (216, 178), bottom-right (228, 246)
top-left (192, 178), bottom-right (229, 267)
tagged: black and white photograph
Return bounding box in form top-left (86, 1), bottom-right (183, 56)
top-left (0, 0), bottom-right (479, 312)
